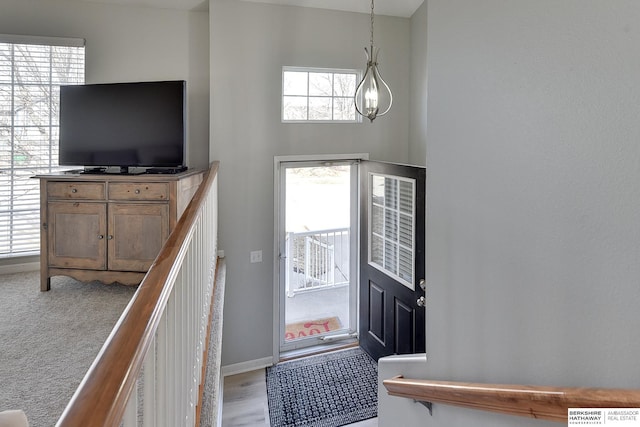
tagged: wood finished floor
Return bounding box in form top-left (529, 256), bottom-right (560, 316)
top-left (222, 369), bottom-right (378, 427)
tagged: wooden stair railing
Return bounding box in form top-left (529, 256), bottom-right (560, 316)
top-left (383, 376), bottom-right (640, 422)
top-left (56, 161), bottom-right (220, 426)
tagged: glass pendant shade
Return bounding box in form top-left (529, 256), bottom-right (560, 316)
top-left (355, 46), bottom-right (392, 122)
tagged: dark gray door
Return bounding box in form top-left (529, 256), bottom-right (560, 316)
top-left (359, 161), bottom-right (426, 361)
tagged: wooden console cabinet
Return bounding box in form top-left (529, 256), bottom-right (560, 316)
top-left (37, 170), bottom-right (204, 291)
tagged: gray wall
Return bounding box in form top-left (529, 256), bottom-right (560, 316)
top-left (210, 0), bottom-right (411, 366)
top-left (408, 1), bottom-right (427, 166)
top-left (425, 0), bottom-right (640, 425)
top-left (0, 0), bottom-right (209, 170)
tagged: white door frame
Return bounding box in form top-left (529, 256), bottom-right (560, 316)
top-left (272, 153), bottom-right (369, 363)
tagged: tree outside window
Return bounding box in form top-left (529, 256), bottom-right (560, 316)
top-left (282, 67), bottom-right (360, 123)
top-left (0, 38), bottom-right (84, 256)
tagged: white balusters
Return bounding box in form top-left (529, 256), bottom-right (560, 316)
top-left (286, 227), bottom-right (350, 295)
top-left (122, 173), bottom-right (219, 427)
top-left (142, 337), bottom-right (156, 427)
top-left (122, 385), bottom-right (137, 427)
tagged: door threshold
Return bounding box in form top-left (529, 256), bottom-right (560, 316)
top-left (279, 340), bottom-right (359, 362)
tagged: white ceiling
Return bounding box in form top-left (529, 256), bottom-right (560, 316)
top-left (231, 0), bottom-right (424, 18)
top-left (74, 0), bottom-right (424, 18)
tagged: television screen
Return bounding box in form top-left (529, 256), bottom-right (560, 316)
top-left (59, 80), bottom-right (186, 169)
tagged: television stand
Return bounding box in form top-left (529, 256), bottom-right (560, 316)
top-left (79, 167), bottom-right (145, 175)
top-left (116, 166), bottom-right (147, 175)
top-left (35, 169), bottom-right (205, 291)
top-left (146, 166), bottom-right (188, 174)
top-left (80, 167), bottom-right (107, 174)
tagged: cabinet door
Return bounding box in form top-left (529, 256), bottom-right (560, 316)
top-left (48, 202), bottom-right (107, 270)
top-left (108, 203), bottom-right (170, 272)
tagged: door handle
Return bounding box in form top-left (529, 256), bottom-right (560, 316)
top-left (417, 296), bottom-right (426, 307)
top-left (419, 278), bottom-right (426, 291)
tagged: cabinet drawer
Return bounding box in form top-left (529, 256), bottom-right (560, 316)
top-left (47, 182), bottom-right (105, 200)
top-left (109, 183), bottom-right (169, 201)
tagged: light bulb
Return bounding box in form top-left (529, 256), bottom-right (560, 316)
top-left (365, 86), bottom-right (378, 110)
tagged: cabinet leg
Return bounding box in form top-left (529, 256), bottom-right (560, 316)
top-left (41, 277), bottom-right (51, 292)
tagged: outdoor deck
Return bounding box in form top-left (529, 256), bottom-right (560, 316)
top-left (285, 284), bottom-right (350, 327)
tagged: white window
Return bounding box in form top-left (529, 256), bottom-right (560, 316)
top-left (282, 67), bottom-right (360, 123)
top-left (369, 173), bottom-right (416, 289)
top-left (0, 34), bottom-right (85, 257)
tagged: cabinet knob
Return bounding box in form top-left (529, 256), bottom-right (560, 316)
top-left (134, 189), bottom-right (141, 194)
top-left (107, 235), bottom-right (113, 240)
top-left (71, 188), bottom-right (78, 193)
top-left (98, 235), bottom-right (104, 239)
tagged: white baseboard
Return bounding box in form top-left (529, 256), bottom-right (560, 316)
top-left (222, 356), bottom-right (274, 377)
top-left (0, 262), bottom-right (39, 275)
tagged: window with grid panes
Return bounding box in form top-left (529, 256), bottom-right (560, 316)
top-left (0, 35), bottom-right (85, 257)
top-left (369, 173), bottom-right (416, 289)
top-left (282, 67), bottom-right (361, 123)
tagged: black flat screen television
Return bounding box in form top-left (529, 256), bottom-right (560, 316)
top-left (59, 80), bottom-right (186, 173)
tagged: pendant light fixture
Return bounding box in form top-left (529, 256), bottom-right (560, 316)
top-left (354, 0), bottom-right (393, 122)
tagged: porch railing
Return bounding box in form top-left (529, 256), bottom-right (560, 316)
top-left (56, 161), bottom-right (220, 426)
top-left (285, 227), bottom-right (350, 297)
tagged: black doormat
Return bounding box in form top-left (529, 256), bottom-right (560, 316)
top-left (266, 347), bottom-right (378, 427)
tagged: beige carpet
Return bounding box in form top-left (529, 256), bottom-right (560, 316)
top-left (0, 271), bottom-right (136, 427)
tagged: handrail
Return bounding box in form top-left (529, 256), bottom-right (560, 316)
top-left (56, 161), bottom-right (220, 426)
top-left (383, 376), bottom-right (640, 422)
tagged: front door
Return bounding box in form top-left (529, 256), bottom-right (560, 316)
top-left (359, 161), bottom-right (426, 361)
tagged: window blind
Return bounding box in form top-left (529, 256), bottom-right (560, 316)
top-left (0, 35), bottom-right (84, 257)
top-left (369, 173), bottom-right (416, 288)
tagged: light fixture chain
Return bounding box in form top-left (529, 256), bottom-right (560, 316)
top-left (370, 0), bottom-right (375, 49)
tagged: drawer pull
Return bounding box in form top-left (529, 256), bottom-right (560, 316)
top-left (109, 182), bottom-right (168, 200)
top-left (71, 188), bottom-right (78, 193)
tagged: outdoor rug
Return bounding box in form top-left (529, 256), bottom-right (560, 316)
top-left (266, 347), bottom-right (377, 427)
top-left (285, 316), bottom-right (342, 341)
